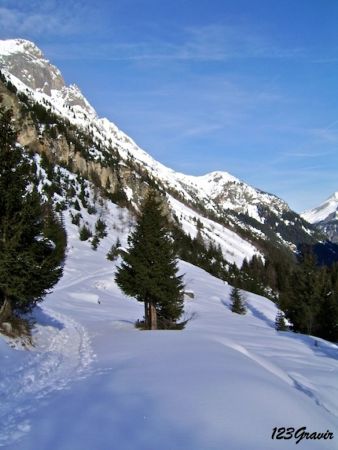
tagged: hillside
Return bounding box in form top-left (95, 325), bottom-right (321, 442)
top-left (0, 38), bottom-right (320, 270)
top-left (1, 207), bottom-right (337, 450)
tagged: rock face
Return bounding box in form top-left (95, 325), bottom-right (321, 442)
top-left (0, 39), bottom-right (96, 119)
top-left (0, 38), bottom-right (319, 257)
top-left (302, 193), bottom-right (338, 243)
top-left (0, 39), bottom-right (64, 94)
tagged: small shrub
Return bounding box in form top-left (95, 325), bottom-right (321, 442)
top-left (91, 235), bottom-right (100, 250)
top-left (79, 225), bottom-right (92, 241)
top-left (95, 218), bottom-right (107, 239)
top-left (73, 199), bottom-right (81, 211)
top-left (71, 212), bottom-right (82, 226)
top-left (106, 237), bottom-right (121, 261)
top-left (55, 201), bottom-right (67, 212)
top-left (275, 311), bottom-right (288, 331)
top-left (87, 204), bottom-right (97, 215)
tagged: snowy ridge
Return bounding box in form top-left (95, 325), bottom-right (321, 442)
top-left (0, 39), bottom-right (45, 59)
top-left (301, 192), bottom-right (338, 243)
top-left (302, 192), bottom-right (338, 224)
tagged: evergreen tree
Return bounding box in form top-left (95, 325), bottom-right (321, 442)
top-left (107, 237), bottom-right (121, 261)
top-left (95, 218), bottom-right (107, 239)
top-left (275, 310), bottom-right (288, 331)
top-left (280, 252), bottom-right (320, 335)
top-left (316, 284), bottom-right (338, 342)
top-left (230, 286), bottom-right (246, 315)
top-left (0, 108), bottom-right (64, 318)
top-left (91, 235), bottom-right (100, 250)
top-left (79, 224), bottom-right (92, 241)
top-left (115, 190), bottom-right (184, 329)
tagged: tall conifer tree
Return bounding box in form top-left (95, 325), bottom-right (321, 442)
top-left (280, 252), bottom-right (320, 335)
top-left (0, 108), bottom-right (64, 318)
top-left (115, 190), bottom-right (184, 329)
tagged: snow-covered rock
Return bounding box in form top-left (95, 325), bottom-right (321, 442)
top-left (302, 192), bottom-right (338, 224)
top-left (302, 192), bottom-right (338, 243)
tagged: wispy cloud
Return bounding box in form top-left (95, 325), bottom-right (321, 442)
top-left (42, 22), bottom-right (306, 63)
top-left (0, 2), bottom-right (91, 37)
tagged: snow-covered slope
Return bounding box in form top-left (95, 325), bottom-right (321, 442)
top-left (0, 38), bottom-right (317, 254)
top-left (302, 193), bottom-right (338, 243)
top-left (0, 203), bottom-right (337, 450)
top-left (179, 170), bottom-right (289, 221)
top-left (302, 192), bottom-right (338, 224)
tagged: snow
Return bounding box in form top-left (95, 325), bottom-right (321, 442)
top-left (0, 39), bottom-right (43, 57)
top-left (1, 207), bottom-right (338, 450)
top-left (168, 195), bottom-right (258, 266)
top-left (179, 171), bottom-right (240, 194)
top-left (302, 192), bottom-right (338, 224)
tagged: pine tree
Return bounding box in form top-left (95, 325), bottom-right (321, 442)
top-left (275, 310), bottom-right (288, 331)
top-left (0, 108), bottom-right (64, 318)
top-left (280, 252), bottom-right (320, 335)
top-left (230, 286), bottom-right (246, 315)
top-left (95, 218), bottom-right (107, 239)
top-left (107, 237), bottom-right (121, 261)
top-left (115, 190), bottom-right (184, 329)
top-left (316, 283), bottom-right (338, 342)
top-left (79, 224), bottom-right (92, 241)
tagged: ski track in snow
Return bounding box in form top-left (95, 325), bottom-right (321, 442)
top-left (288, 371), bottom-right (338, 418)
top-left (55, 267), bottom-right (114, 293)
top-left (0, 307), bottom-right (94, 447)
top-left (211, 334), bottom-right (338, 418)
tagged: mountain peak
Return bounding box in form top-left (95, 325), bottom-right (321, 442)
top-left (0, 39), bottom-right (43, 58)
top-left (302, 191), bottom-right (338, 224)
top-left (0, 38), bottom-right (64, 95)
top-left (200, 170), bottom-right (239, 183)
top-left (0, 39), bottom-right (97, 119)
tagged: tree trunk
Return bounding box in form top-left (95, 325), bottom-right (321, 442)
top-left (0, 295), bottom-right (12, 322)
top-left (144, 301), bottom-right (150, 329)
top-left (149, 302), bottom-right (157, 330)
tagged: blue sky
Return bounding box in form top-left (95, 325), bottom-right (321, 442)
top-left (0, 0), bottom-right (338, 211)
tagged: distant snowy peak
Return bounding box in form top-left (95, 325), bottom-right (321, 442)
top-left (181, 171), bottom-right (239, 194)
top-left (302, 192), bottom-right (338, 224)
top-left (301, 192), bottom-right (338, 243)
top-left (177, 170), bottom-right (289, 221)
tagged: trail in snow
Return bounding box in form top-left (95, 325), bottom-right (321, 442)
top-left (0, 307), bottom-right (94, 448)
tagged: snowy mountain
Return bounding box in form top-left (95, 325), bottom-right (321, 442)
top-left (0, 38), bottom-right (319, 265)
top-left (302, 192), bottom-right (338, 243)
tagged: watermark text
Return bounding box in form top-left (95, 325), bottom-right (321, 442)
top-left (271, 427), bottom-right (334, 444)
